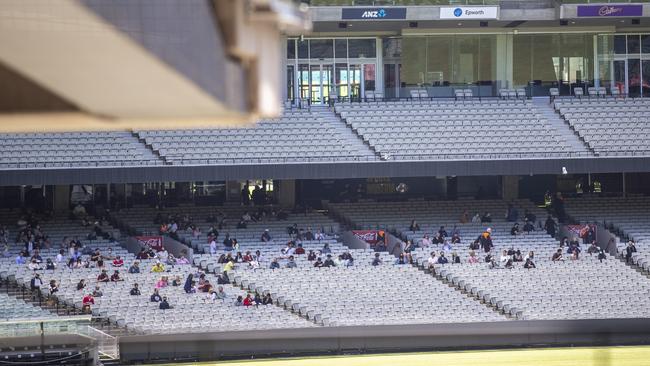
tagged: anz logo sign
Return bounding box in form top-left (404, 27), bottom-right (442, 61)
top-left (361, 9), bottom-right (387, 18)
top-left (342, 7), bottom-right (406, 20)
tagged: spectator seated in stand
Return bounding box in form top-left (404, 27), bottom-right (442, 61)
top-left (130, 283), bottom-right (141, 296)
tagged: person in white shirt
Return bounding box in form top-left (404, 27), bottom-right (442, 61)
top-left (315, 230), bottom-right (325, 241)
top-left (427, 252), bottom-right (438, 270)
top-left (254, 250), bottom-right (263, 263)
top-left (281, 242), bottom-right (295, 257)
top-left (421, 235), bottom-right (432, 247)
top-left (248, 259), bottom-right (260, 269)
top-left (170, 222), bottom-right (178, 234)
top-left (28, 259), bottom-right (42, 271)
top-left (157, 247), bottom-right (169, 261)
top-left (499, 250), bottom-right (513, 269)
top-left (524, 251), bottom-right (535, 262)
top-left (209, 240), bottom-right (218, 255)
top-left (56, 249), bottom-right (65, 263)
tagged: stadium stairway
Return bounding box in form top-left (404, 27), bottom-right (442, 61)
top-left (131, 131), bottom-right (170, 165)
top-left (412, 258), bottom-right (512, 320)
top-left (311, 105), bottom-right (381, 161)
top-left (532, 98), bottom-right (594, 156)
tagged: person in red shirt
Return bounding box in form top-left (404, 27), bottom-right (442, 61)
top-left (294, 243), bottom-right (305, 255)
top-left (97, 270), bottom-right (109, 282)
top-left (82, 293), bottom-right (94, 313)
top-left (243, 293), bottom-right (254, 306)
top-left (112, 256), bottom-right (124, 267)
top-left (242, 251), bottom-right (253, 262)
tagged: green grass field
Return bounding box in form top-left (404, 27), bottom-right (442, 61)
top-left (162, 346), bottom-right (650, 366)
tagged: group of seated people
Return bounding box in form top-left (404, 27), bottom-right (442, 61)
top-left (213, 240), bottom-right (353, 270)
top-left (551, 237), bottom-right (608, 262)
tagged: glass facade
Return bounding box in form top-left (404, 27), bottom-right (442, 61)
top-left (286, 37), bottom-right (377, 104)
top-left (285, 33), bottom-right (650, 101)
top-left (400, 35), bottom-right (499, 97)
top-left (596, 34), bottom-right (650, 97)
top-left (513, 34), bottom-right (594, 96)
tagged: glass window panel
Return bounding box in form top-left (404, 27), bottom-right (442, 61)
top-left (643, 60), bottom-right (650, 97)
top-left (383, 38), bottom-right (401, 59)
top-left (513, 34), bottom-right (533, 87)
top-left (478, 35), bottom-right (496, 85)
top-left (427, 36), bottom-right (452, 85)
top-left (452, 35), bottom-right (479, 84)
top-left (401, 37), bottom-right (427, 86)
top-left (627, 35), bottom-right (640, 54)
top-left (287, 39), bottom-right (295, 59)
top-left (364, 64), bottom-right (375, 92)
top-left (310, 39), bottom-right (333, 59)
top-left (335, 39), bottom-right (347, 59)
top-left (348, 39), bottom-right (376, 58)
top-left (643, 35), bottom-right (650, 54)
top-left (335, 63), bottom-right (349, 99)
top-left (629, 58), bottom-right (641, 97)
top-left (614, 35), bottom-right (626, 54)
top-left (298, 39), bottom-right (309, 59)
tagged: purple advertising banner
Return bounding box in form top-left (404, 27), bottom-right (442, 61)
top-left (577, 4), bottom-right (643, 17)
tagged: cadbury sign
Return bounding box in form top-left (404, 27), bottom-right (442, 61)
top-left (577, 4), bottom-right (643, 17)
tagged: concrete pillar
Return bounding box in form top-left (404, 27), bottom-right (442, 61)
top-left (53, 185), bottom-right (70, 214)
top-left (501, 176), bottom-right (519, 201)
top-left (280, 35), bottom-right (288, 102)
top-left (496, 34), bottom-right (513, 89)
top-left (375, 37), bottom-right (384, 94)
top-left (278, 180), bottom-right (296, 208)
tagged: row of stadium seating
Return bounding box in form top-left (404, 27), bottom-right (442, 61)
top-left (555, 99), bottom-right (650, 156)
top-left (0, 132), bottom-right (162, 169)
top-left (329, 199), bottom-right (650, 320)
top-left (3, 196), bottom-right (650, 333)
top-left (3, 97), bottom-right (650, 168)
top-left (564, 195), bottom-right (650, 272)
top-left (335, 100), bottom-right (588, 160)
top-left (136, 108), bottom-right (377, 165)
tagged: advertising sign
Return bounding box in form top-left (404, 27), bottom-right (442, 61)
top-left (342, 7), bottom-right (407, 20)
top-left (577, 4), bottom-right (643, 17)
top-left (440, 6), bottom-right (499, 19)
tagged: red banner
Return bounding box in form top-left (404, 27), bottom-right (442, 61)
top-left (566, 224), bottom-right (597, 240)
top-left (136, 236), bottom-right (163, 252)
top-left (353, 230), bottom-right (384, 245)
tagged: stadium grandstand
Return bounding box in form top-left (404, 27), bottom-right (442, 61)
top-left (3, 0), bottom-right (650, 365)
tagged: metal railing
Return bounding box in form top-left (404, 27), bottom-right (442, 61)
top-left (86, 326), bottom-right (119, 360)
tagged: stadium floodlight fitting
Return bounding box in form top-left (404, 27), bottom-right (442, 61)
top-left (0, 0), bottom-right (311, 132)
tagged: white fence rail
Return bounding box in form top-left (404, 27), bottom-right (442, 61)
top-left (86, 326), bottom-right (119, 360)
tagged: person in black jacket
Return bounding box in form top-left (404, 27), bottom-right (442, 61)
top-left (625, 241), bottom-right (637, 263)
top-left (150, 289), bottom-right (162, 302)
top-left (479, 228), bottom-right (493, 253)
top-left (159, 296), bottom-right (171, 310)
top-left (216, 271), bottom-right (230, 285)
top-left (322, 254), bottom-right (336, 267)
top-left (130, 283), bottom-right (141, 296)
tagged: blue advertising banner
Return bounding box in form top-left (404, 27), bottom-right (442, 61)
top-left (342, 7), bottom-right (407, 20)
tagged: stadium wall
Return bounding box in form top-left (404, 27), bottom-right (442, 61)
top-left (118, 319), bottom-right (650, 362)
top-left (3, 157), bottom-right (650, 186)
